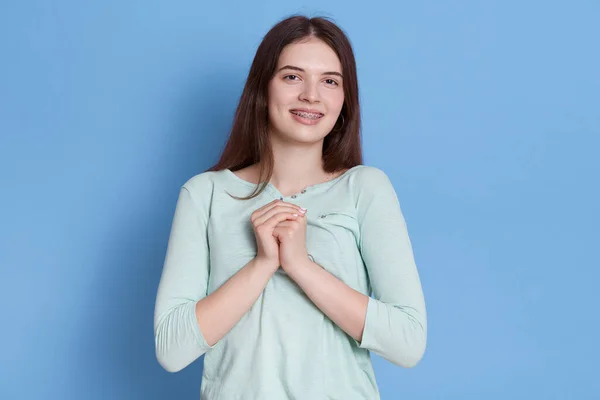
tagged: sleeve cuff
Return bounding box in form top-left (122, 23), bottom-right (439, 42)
top-left (189, 300), bottom-right (217, 351)
top-left (354, 296), bottom-right (377, 350)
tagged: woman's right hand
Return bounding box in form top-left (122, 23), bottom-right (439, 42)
top-left (251, 199), bottom-right (306, 271)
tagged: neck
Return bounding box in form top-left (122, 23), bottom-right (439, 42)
top-left (260, 134), bottom-right (330, 195)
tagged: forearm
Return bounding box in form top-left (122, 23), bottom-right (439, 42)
top-left (196, 257), bottom-right (277, 346)
top-left (285, 259), bottom-right (369, 343)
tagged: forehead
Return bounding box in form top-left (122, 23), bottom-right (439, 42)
top-left (277, 38), bottom-right (342, 72)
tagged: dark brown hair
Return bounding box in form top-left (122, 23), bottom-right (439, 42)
top-left (206, 14), bottom-right (363, 200)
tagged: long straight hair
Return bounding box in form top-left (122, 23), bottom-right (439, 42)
top-left (206, 14), bottom-right (363, 200)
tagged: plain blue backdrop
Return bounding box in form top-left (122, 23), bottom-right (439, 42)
top-left (1, 1), bottom-right (599, 399)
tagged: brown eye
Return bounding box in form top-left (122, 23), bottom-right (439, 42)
top-left (325, 79), bottom-right (339, 86)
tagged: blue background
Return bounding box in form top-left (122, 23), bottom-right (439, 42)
top-left (1, 1), bottom-right (599, 399)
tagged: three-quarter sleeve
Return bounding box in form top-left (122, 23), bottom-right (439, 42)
top-left (354, 168), bottom-right (427, 368)
top-left (154, 184), bottom-right (216, 373)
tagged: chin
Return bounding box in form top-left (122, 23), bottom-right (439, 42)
top-left (278, 127), bottom-right (328, 144)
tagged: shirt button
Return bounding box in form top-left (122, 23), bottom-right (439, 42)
top-left (291, 195), bottom-right (297, 199)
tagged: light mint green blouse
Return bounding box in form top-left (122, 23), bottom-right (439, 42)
top-left (154, 165), bottom-right (427, 399)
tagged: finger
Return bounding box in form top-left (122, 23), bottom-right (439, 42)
top-left (252, 199), bottom-right (280, 216)
top-left (263, 212), bottom-right (301, 229)
top-left (253, 207), bottom-right (297, 228)
top-left (275, 221), bottom-right (294, 228)
top-left (253, 204), bottom-right (303, 227)
top-left (255, 200), bottom-right (305, 219)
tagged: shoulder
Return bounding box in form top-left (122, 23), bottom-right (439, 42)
top-left (181, 170), bottom-right (224, 192)
top-left (352, 166), bottom-right (403, 223)
top-left (351, 165), bottom-right (394, 191)
top-left (354, 165), bottom-right (389, 180)
top-left (174, 169), bottom-right (234, 215)
top-left (178, 170), bottom-right (228, 210)
top-left (350, 165), bottom-right (401, 212)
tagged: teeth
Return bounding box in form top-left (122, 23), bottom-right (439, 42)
top-left (291, 111), bottom-right (322, 119)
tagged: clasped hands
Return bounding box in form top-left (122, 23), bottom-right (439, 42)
top-left (273, 200), bottom-right (309, 272)
top-left (251, 199), bottom-right (310, 274)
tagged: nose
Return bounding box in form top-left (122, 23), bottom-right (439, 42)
top-left (299, 80), bottom-right (320, 103)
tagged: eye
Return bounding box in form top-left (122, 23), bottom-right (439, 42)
top-left (324, 78), bottom-right (339, 86)
top-left (283, 74), bottom-right (300, 81)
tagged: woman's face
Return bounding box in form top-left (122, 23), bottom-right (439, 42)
top-left (267, 37), bottom-right (345, 144)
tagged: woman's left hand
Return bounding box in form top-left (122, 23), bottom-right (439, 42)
top-left (272, 210), bottom-right (308, 272)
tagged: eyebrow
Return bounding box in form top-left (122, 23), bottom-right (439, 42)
top-left (277, 65), bottom-right (343, 79)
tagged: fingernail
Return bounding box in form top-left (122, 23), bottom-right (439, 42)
top-left (299, 207), bottom-right (307, 213)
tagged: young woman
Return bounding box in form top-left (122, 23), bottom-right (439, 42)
top-left (154, 14), bottom-right (427, 399)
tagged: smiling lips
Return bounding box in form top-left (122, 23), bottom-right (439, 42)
top-left (290, 109), bottom-right (324, 125)
top-left (290, 109), bottom-right (324, 119)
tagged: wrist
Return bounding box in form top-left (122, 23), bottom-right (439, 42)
top-left (282, 255), bottom-right (312, 274)
top-left (253, 256), bottom-right (280, 273)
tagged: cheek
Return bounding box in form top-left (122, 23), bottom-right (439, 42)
top-left (333, 91), bottom-right (345, 110)
top-left (269, 82), bottom-right (295, 105)
top-left (323, 89), bottom-right (344, 112)
top-left (269, 94), bottom-right (293, 118)
top-left (267, 83), bottom-right (281, 113)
